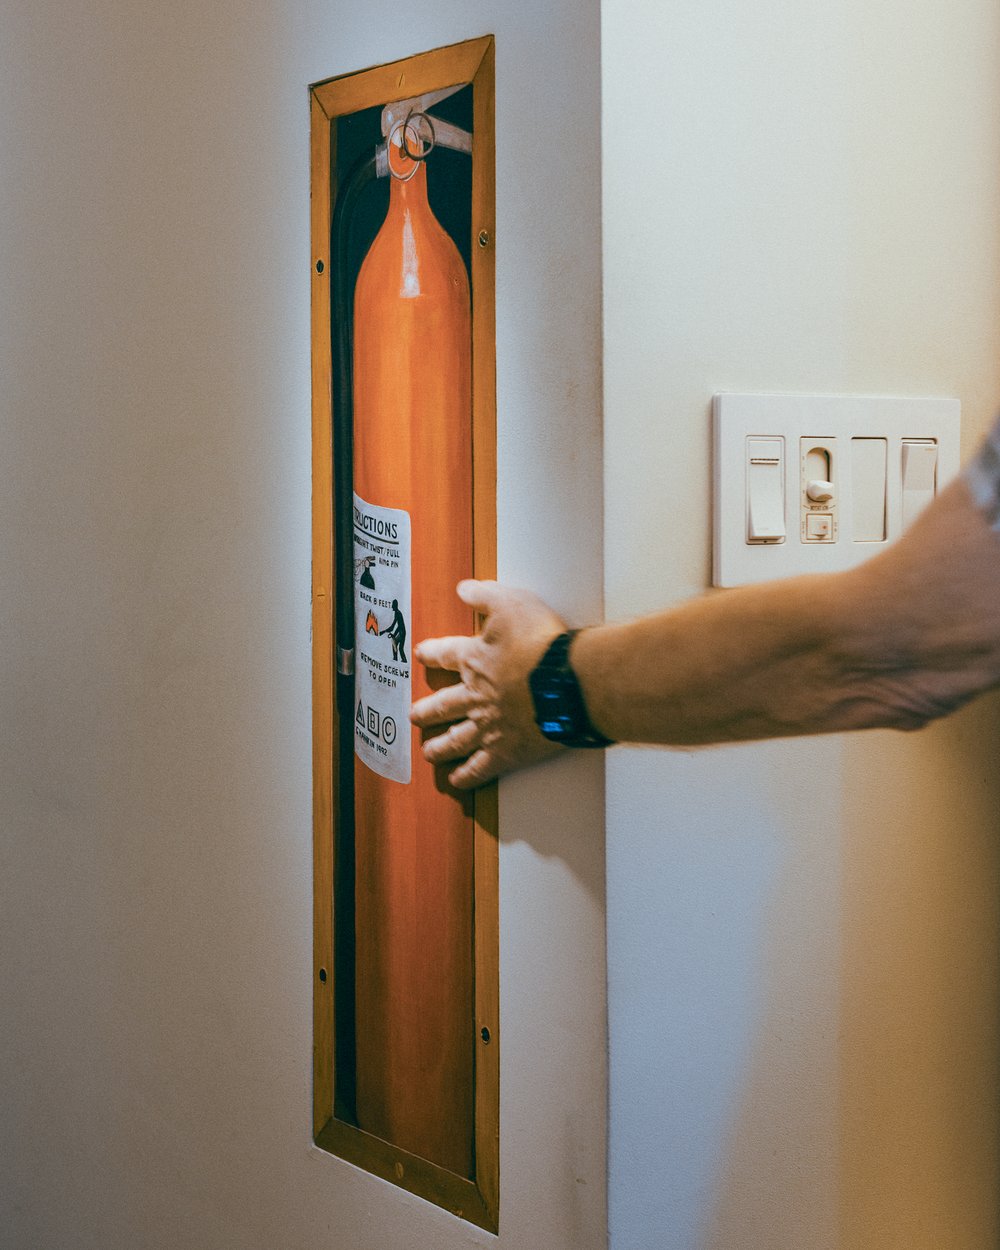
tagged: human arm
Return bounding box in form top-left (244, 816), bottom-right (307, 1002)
top-left (411, 471), bottom-right (1000, 789)
top-left (575, 473), bottom-right (1000, 745)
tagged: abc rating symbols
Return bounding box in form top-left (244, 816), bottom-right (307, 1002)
top-left (356, 698), bottom-right (398, 747)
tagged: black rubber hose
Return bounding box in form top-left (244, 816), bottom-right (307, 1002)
top-left (331, 148), bottom-right (378, 698)
top-left (329, 146), bottom-right (378, 1123)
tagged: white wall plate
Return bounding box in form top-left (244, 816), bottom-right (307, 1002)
top-left (712, 393), bottom-right (960, 587)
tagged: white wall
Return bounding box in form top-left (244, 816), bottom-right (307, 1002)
top-left (602, 0), bottom-right (1000, 1247)
top-left (10, 2), bottom-right (997, 1245)
top-left (0, 3), bottom-right (605, 1248)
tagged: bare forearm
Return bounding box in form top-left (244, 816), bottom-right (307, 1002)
top-left (572, 575), bottom-right (863, 745)
top-left (574, 477), bottom-right (1000, 747)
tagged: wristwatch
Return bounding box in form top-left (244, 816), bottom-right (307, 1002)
top-left (529, 630), bottom-right (614, 748)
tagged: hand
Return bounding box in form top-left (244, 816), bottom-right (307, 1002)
top-left (410, 580), bottom-right (568, 789)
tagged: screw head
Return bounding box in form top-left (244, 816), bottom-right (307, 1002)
top-left (478, 230), bottom-right (490, 249)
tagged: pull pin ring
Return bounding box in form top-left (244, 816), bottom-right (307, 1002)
top-left (401, 110), bottom-right (436, 162)
top-left (387, 114), bottom-right (436, 180)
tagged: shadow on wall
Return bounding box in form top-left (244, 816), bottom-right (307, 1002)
top-left (501, 748), bottom-right (607, 909)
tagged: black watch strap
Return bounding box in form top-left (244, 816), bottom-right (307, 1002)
top-left (529, 630), bottom-right (614, 748)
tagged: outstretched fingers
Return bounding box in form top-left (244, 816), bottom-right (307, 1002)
top-left (410, 579), bottom-right (563, 789)
top-left (413, 633), bottom-right (476, 674)
top-left (421, 718), bottom-right (481, 765)
top-left (446, 747), bottom-right (500, 791)
top-left (456, 579), bottom-right (504, 615)
top-left (411, 681), bottom-right (475, 730)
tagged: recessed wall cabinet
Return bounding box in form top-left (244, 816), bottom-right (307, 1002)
top-left (310, 36), bottom-right (498, 1231)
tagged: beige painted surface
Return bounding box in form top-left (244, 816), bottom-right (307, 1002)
top-left (0, 2), bottom-right (605, 1248)
top-left (7, 0), bottom-right (998, 1244)
top-left (602, 0), bottom-right (1000, 1246)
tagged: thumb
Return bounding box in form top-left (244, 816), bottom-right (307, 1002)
top-left (456, 579), bottom-right (504, 614)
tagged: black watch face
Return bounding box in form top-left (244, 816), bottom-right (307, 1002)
top-left (533, 681), bottom-right (575, 740)
top-left (530, 632), bottom-right (610, 747)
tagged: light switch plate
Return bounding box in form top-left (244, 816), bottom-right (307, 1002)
top-left (712, 393), bottom-right (960, 587)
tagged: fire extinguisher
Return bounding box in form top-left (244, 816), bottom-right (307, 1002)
top-left (330, 90), bottom-right (475, 1177)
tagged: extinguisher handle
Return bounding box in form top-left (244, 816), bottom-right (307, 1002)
top-left (381, 85), bottom-right (465, 138)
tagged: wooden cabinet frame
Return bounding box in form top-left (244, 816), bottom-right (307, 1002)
top-left (309, 36), bottom-right (498, 1232)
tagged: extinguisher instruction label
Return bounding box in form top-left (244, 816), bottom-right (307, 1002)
top-left (352, 492), bottom-right (411, 784)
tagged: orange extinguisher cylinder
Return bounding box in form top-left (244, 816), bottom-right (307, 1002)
top-left (351, 150), bottom-right (474, 1176)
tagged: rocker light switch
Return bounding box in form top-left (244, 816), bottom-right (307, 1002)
top-left (901, 439), bottom-right (938, 529)
top-left (746, 438), bottom-right (785, 543)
